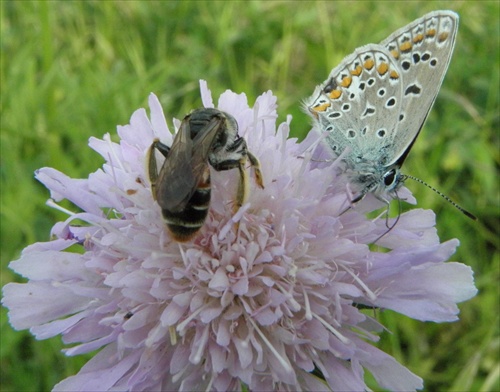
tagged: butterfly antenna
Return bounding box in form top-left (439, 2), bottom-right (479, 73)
top-left (402, 174), bottom-right (477, 220)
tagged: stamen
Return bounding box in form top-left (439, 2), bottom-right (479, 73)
top-left (303, 287), bottom-right (312, 320)
top-left (205, 374), bottom-right (215, 392)
top-left (313, 313), bottom-right (351, 345)
top-left (104, 133), bottom-right (126, 172)
top-left (178, 242), bottom-right (189, 267)
top-left (176, 304), bottom-right (207, 334)
top-left (171, 363), bottom-right (190, 383)
top-left (169, 325), bottom-right (177, 345)
top-left (275, 282), bottom-right (301, 312)
top-left (192, 324), bottom-right (210, 364)
top-left (246, 314), bottom-right (293, 373)
top-left (46, 199), bottom-right (76, 216)
top-left (340, 264), bottom-right (377, 301)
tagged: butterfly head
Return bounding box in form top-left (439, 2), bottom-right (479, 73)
top-left (346, 159), bottom-right (404, 204)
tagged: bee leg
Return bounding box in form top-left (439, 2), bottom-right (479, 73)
top-left (210, 138), bottom-right (264, 216)
top-left (235, 151), bottom-right (266, 212)
top-left (235, 159), bottom-right (250, 213)
top-left (231, 160), bottom-right (250, 233)
top-left (147, 139), bottom-right (171, 201)
top-left (155, 140), bottom-right (171, 157)
top-left (246, 151), bottom-right (264, 189)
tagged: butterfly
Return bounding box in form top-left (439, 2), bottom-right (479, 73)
top-left (305, 10), bottom-right (475, 220)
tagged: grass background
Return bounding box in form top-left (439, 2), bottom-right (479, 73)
top-left (1, 1), bottom-right (498, 391)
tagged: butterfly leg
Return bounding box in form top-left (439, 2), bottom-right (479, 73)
top-left (371, 194), bottom-right (403, 244)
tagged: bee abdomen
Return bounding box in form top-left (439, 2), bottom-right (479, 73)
top-left (162, 186), bottom-right (211, 241)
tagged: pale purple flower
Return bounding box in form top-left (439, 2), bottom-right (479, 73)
top-left (2, 80), bottom-right (477, 391)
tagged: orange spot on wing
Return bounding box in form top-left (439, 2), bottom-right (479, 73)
top-left (390, 49), bottom-right (400, 59)
top-left (329, 90), bottom-right (342, 99)
top-left (400, 41), bottom-right (412, 53)
top-left (312, 102), bottom-right (331, 112)
top-left (350, 65), bottom-right (362, 76)
top-left (426, 28), bottom-right (436, 38)
top-left (363, 58), bottom-right (375, 70)
top-left (377, 62), bottom-right (389, 76)
top-left (390, 70), bottom-right (399, 79)
top-left (438, 32), bottom-right (449, 43)
top-left (413, 33), bottom-right (424, 44)
top-left (340, 75), bottom-right (352, 88)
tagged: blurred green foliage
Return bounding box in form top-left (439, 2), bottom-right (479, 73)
top-left (1, 1), bottom-right (498, 391)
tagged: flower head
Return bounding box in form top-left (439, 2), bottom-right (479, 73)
top-left (2, 80), bottom-right (477, 391)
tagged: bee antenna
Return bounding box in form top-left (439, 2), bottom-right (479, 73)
top-left (401, 174), bottom-right (477, 220)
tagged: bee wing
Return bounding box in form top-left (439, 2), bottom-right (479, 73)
top-left (155, 115), bottom-right (223, 212)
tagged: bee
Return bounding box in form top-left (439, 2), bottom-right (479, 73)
top-left (147, 108), bottom-right (264, 242)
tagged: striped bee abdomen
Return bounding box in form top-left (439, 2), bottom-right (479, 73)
top-left (162, 176), bottom-right (211, 242)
